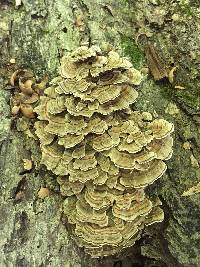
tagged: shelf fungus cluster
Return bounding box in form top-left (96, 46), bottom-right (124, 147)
top-left (33, 46), bottom-right (174, 257)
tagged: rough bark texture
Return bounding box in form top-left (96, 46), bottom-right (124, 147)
top-left (0, 0), bottom-right (199, 266)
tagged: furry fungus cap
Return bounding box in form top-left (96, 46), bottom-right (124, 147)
top-left (34, 46), bottom-right (173, 257)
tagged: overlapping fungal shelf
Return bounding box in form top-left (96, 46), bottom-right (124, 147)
top-left (34, 46), bottom-right (174, 257)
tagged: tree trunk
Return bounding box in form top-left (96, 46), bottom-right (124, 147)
top-left (0, 0), bottom-right (199, 266)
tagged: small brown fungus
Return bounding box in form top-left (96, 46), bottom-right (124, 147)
top-left (168, 66), bottom-right (177, 84)
top-left (19, 78), bottom-right (34, 95)
top-left (37, 187), bottom-right (50, 199)
top-left (11, 105), bottom-right (20, 115)
top-left (10, 69), bottom-right (42, 119)
top-left (20, 104), bottom-right (35, 119)
top-left (10, 69), bottom-right (33, 87)
top-left (21, 46), bottom-right (174, 257)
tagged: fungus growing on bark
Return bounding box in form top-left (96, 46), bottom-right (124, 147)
top-left (10, 69), bottom-right (47, 119)
top-left (19, 46), bottom-right (173, 257)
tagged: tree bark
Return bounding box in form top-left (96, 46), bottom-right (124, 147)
top-left (0, 0), bottom-right (199, 266)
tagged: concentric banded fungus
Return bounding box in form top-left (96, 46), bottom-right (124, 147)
top-left (34, 46), bottom-right (174, 257)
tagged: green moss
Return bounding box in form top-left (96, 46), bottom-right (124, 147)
top-left (175, 83), bottom-right (200, 113)
top-left (120, 35), bottom-right (145, 69)
top-left (179, 3), bottom-right (194, 17)
top-left (150, 80), bottom-right (200, 114)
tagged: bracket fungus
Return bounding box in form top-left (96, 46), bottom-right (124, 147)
top-left (25, 46), bottom-right (173, 257)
